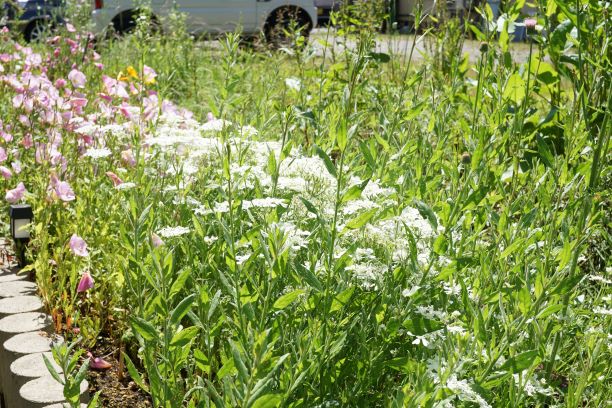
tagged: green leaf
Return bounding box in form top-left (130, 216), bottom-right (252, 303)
top-left (499, 350), bottom-right (540, 374)
top-left (386, 357), bottom-right (419, 374)
top-left (500, 238), bottom-right (526, 259)
top-left (169, 268), bottom-right (192, 300)
top-left (550, 274), bottom-right (583, 296)
top-left (503, 73), bottom-right (526, 104)
top-left (194, 349), bottom-right (210, 375)
top-left (170, 326), bottom-right (199, 347)
top-left (330, 287), bottom-right (355, 313)
top-left (294, 262), bottom-right (323, 291)
top-left (344, 208), bottom-right (378, 230)
top-left (341, 179), bottom-right (370, 204)
top-left (413, 200), bottom-right (438, 230)
top-left (315, 145), bottom-right (337, 178)
top-left (402, 317), bottom-right (443, 335)
top-left (273, 289), bottom-right (305, 310)
top-left (123, 352), bottom-right (149, 393)
top-left (170, 294), bottom-right (196, 326)
top-left (251, 394), bottom-right (282, 408)
top-left (130, 317), bottom-right (158, 342)
top-left (42, 353), bottom-right (64, 385)
top-left (231, 341), bottom-right (249, 382)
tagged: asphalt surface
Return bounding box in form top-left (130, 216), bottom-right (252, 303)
top-left (310, 28), bottom-right (534, 64)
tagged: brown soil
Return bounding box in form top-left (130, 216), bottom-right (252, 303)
top-left (87, 335), bottom-right (152, 407)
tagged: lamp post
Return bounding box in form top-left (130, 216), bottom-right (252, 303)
top-left (9, 204), bottom-right (33, 267)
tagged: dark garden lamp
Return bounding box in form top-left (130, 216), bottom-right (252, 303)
top-left (9, 204), bottom-right (33, 267)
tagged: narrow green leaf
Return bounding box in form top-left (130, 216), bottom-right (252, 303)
top-left (499, 350), bottom-right (540, 374)
top-left (170, 326), bottom-right (199, 347)
top-left (170, 293), bottom-right (196, 326)
top-left (123, 352), bottom-right (149, 393)
top-left (273, 289), bottom-right (305, 310)
top-left (314, 145), bottom-right (337, 178)
top-left (130, 317), bottom-right (158, 342)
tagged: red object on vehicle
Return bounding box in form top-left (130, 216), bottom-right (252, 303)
top-left (94, 0), bottom-right (103, 9)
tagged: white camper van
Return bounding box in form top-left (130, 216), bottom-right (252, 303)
top-left (91, 0), bottom-right (317, 39)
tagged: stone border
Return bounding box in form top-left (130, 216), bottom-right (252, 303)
top-left (0, 241), bottom-right (89, 407)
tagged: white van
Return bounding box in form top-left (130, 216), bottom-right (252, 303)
top-left (91, 0), bottom-right (317, 39)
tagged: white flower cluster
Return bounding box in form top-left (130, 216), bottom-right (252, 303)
top-left (83, 147), bottom-right (112, 159)
top-left (158, 226), bottom-right (190, 238)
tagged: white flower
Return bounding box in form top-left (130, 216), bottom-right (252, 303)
top-left (84, 147), bottom-right (112, 159)
top-left (402, 286), bottom-right (420, 297)
top-left (115, 182), bottom-right (136, 190)
top-left (447, 325), bottom-right (466, 335)
top-left (593, 307), bottom-right (612, 316)
top-left (285, 77), bottom-right (301, 91)
top-left (204, 236), bottom-right (218, 245)
top-left (242, 198), bottom-right (287, 210)
top-left (158, 226), bottom-right (190, 238)
top-left (214, 201), bottom-right (230, 213)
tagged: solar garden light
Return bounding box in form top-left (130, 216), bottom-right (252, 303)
top-left (9, 204), bottom-right (33, 267)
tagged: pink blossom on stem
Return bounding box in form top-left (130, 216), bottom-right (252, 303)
top-left (105, 171), bottom-right (123, 187)
top-left (55, 180), bottom-right (76, 201)
top-left (68, 69), bottom-right (86, 88)
top-left (121, 149), bottom-right (136, 167)
top-left (0, 146), bottom-right (7, 162)
top-left (5, 182), bottom-right (26, 203)
top-left (151, 233), bottom-right (164, 248)
top-left (70, 234), bottom-right (89, 257)
top-left (0, 166), bottom-right (12, 179)
top-left (77, 271), bottom-right (94, 292)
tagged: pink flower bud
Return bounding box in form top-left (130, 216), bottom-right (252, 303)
top-left (86, 352), bottom-right (111, 370)
top-left (105, 171), bottom-right (123, 187)
top-left (77, 271), bottom-right (94, 292)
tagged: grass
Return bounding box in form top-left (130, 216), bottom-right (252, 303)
top-left (0, 2), bottom-right (610, 407)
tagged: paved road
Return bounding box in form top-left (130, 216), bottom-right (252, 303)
top-left (310, 28), bottom-right (535, 64)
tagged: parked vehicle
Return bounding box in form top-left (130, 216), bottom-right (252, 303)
top-left (1, 0), bottom-right (64, 41)
top-left (91, 0), bottom-right (317, 41)
top-left (314, 0), bottom-right (342, 25)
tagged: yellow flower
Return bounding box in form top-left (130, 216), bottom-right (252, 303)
top-left (126, 66), bottom-right (139, 79)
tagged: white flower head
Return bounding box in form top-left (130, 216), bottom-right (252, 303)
top-left (158, 226), bottom-right (190, 238)
top-left (84, 147), bottom-right (112, 159)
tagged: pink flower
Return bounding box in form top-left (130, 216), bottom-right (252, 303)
top-left (105, 171), bottom-right (123, 187)
top-left (56, 181), bottom-right (75, 201)
top-left (525, 18), bottom-right (537, 30)
top-left (207, 112), bottom-right (215, 122)
top-left (70, 234), bottom-right (89, 257)
top-left (121, 149), bottom-right (135, 167)
top-left (0, 166), bottom-right (12, 179)
top-left (86, 352), bottom-right (111, 370)
top-left (143, 65), bottom-right (157, 84)
top-left (5, 182), bottom-right (26, 203)
top-left (151, 233), bottom-right (164, 248)
top-left (0, 146), bottom-right (7, 162)
top-left (65, 23), bottom-right (76, 33)
top-left (67, 69), bottom-right (86, 88)
top-left (77, 271), bottom-right (94, 292)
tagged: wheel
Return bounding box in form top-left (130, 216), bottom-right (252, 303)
top-left (264, 7), bottom-right (312, 48)
top-left (25, 19), bottom-right (52, 42)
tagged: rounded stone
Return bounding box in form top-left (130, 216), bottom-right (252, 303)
top-left (20, 376), bottom-right (88, 404)
top-left (43, 404), bottom-right (87, 408)
top-left (0, 272), bottom-right (26, 283)
top-left (0, 312), bottom-right (52, 334)
top-left (11, 352), bottom-right (62, 378)
top-left (4, 332), bottom-right (63, 354)
top-left (0, 280), bottom-right (37, 298)
top-left (0, 296), bottom-right (43, 316)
